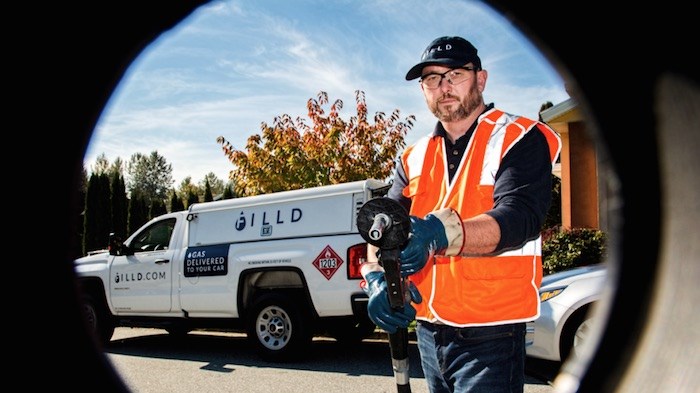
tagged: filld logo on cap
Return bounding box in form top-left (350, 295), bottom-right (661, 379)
top-left (423, 43), bottom-right (453, 60)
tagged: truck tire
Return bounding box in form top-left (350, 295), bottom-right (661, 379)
top-left (246, 292), bottom-right (312, 362)
top-left (82, 295), bottom-right (115, 346)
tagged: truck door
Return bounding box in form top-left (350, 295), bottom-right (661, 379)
top-left (109, 218), bottom-right (176, 313)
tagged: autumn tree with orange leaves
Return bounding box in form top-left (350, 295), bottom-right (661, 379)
top-left (217, 90), bottom-right (415, 196)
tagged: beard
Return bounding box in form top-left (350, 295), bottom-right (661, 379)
top-left (428, 82), bottom-right (483, 123)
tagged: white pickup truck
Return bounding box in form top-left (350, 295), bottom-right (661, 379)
top-left (74, 179), bottom-right (390, 361)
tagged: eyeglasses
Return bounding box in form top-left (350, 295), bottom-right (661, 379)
top-left (420, 67), bottom-right (477, 89)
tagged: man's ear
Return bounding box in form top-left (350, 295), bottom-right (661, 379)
top-left (477, 69), bottom-right (488, 93)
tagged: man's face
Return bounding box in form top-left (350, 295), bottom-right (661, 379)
top-left (420, 64), bottom-right (485, 123)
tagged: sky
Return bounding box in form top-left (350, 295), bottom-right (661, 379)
top-left (84, 0), bottom-right (570, 187)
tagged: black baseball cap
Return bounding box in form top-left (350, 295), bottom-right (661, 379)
top-left (405, 36), bottom-right (482, 81)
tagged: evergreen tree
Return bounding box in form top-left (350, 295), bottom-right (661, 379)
top-left (83, 173), bottom-right (112, 254)
top-left (128, 193), bottom-right (150, 235)
top-left (177, 176), bottom-right (201, 206)
top-left (91, 153), bottom-right (111, 175)
top-left (544, 174), bottom-right (562, 229)
top-left (150, 198), bottom-right (167, 219)
top-left (200, 172), bottom-right (224, 197)
top-left (169, 188), bottom-right (185, 212)
top-left (111, 173), bottom-right (128, 238)
top-left (538, 101), bottom-right (554, 122)
top-left (100, 174), bottom-right (114, 241)
top-left (74, 167), bottom-right (88, 258)
top-left (186, 189), bottom-right (199, 208)
top-left (538, 101), bottom-right (561, 231)
top-left (204, 179), bottom-right (213, 202)
top-left (222, 184), bottom-right (235, 200)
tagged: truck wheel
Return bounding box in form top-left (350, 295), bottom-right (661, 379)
top-left (246, 293), bottom-right (312, 362)
top-left (82, 295), bottom-right (115, 346)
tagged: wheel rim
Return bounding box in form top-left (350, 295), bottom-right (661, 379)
top-left (572, 317), bottom-right (593, 359)
top-left (255, 305), bottom-right (292, 350)
top-left (83, 302), bottom-right (97, 331)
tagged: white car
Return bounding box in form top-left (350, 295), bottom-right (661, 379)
top-left (526, 264), bottom-right (607, 362)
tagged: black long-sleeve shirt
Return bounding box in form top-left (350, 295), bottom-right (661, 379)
top-left (387, 105), bottom-right (554, 252)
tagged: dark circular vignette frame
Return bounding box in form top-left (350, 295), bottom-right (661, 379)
top-left (43, 2), bottom-right (698, 392)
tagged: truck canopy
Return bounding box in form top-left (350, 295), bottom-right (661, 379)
top-left (186, 179), bottom-right (389, 247)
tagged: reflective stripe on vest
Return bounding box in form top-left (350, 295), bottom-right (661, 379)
top-left (401, 108), bottom-right (561, 326)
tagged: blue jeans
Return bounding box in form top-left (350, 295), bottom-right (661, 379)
top-left (416, 321), bottom-right (526, 393)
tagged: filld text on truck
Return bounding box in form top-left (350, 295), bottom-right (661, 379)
top-left (74, 179), bottom-right (390, 362)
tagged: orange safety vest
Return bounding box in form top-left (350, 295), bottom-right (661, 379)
top-left (402, 108), bottom-right (562, 326)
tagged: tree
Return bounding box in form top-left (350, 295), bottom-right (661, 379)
top-left (126, 151), bottom-right (174, 205)
top-left (169, 188), bottom-right (185, 212)
top-left (203, 178), bottom-right (214, 202)
top-left (538, 101), bottom-right (554, 122)
top-left (539, 100), bottom-right (562, 231)
top-left (218, 90), bottom-right (414, 196)
top-left (176, 176), bottom-right (200, 205)
top-left (222, 184), bottom-right (236, 200)
top-left (544, 174), bottom-right (562, 229)
top-left (150, 198), bottom-right (167, 218)
top-left (128, 193), bottom-right (149, 235)
top-left (91, 153), bottom-right (111, 176)
top-left (83, 172), bottom-right (112, 254)
top-left (199, 172), bottom-right (224, 198)
top-left (186, 189), bottom-right (199, 208)
top-left (110, 172), bottom-right (128, 239)
top-left (74, 166), bottom-right (88, 258)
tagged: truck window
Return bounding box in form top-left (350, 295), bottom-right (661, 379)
top-left (131, 218), bottom-right (176, 252)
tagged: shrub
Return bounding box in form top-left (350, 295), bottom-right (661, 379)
top-left (542, 226), bottom-right (607, 275)
top-left (543, 174), bottom-right (562, 229)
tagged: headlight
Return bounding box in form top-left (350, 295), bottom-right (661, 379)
top-left (539, 286), bottom-right (566, 302)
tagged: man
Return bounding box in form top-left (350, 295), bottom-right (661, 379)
top-left (361, 36), bottom-right (562, 392)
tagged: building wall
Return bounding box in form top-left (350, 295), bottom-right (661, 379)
top-left (544, 102), bottom-right (600, 231)
top-left (568, 121), bottom-right (599, 229)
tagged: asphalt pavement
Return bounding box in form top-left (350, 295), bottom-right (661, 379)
top-left (104, 328), bottom-right (557, 393)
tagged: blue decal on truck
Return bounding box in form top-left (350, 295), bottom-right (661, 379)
top-left (184, 244), bottom-right (229, 277)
